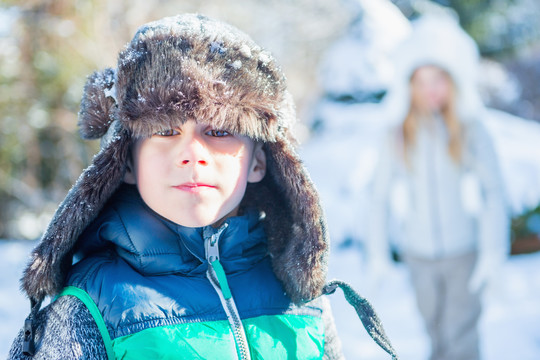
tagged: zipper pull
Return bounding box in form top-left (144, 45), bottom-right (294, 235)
top-left (22, 318), bottom-right (35, 356)
top-left (204, 223), bottom-right (228, 263)
top-left (22, 297), bottom-right (43, 356)
top-left (204, 224), bottom-right (233, 299)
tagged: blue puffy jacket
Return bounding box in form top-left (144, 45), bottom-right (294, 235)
top-left (66, 185), bottom-right (329, 359)
top-left (9, 185), bottom-right (342, 359)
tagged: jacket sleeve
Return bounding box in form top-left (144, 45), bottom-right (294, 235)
top-left (8, 296), bottom-right (108, 360)
top-left (469, 120), bottom-right (510, 260)
top-left (321, 296), bottom-right (345, 360)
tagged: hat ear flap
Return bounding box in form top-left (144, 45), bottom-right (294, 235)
top-left (261, 139), bottom-right (329, 304)
top-left (22, 126), bottom-right (130, 302)
top-left (79, 68), bottom-right (117, 140)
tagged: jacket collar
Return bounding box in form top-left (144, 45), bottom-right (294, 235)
top-left (76, 185), bottom-right (268, 276)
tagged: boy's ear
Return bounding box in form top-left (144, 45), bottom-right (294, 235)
top-left (123, 153), bottom-right (137, 185)
top-left (247, 143), bottom-right (266, 183)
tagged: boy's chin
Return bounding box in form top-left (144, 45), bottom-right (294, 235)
top-left (165, 213), bottom-right (234, 229)
top-left (157, 204), bottom-right (241, 229)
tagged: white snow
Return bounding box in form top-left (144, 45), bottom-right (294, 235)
top-left (1, 240), bottom-right (36, 357)
top-left (482, 109), bottom-right (540, 214)
top-left (326, 244), bottom-right (540, 359)
top-left (318, 0), bottom-right (411, 98)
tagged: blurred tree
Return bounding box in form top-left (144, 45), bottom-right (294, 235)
top-left (400, 0), bottom-right (540, 56)
top-left (511, 205), bottom-right (540, 254)
top-left (1, 2), bottom-right (98, 239)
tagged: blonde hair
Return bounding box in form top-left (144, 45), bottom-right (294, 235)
top-left (402, 68), bottom-right (462, 166)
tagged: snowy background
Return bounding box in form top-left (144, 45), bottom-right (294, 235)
top-left (3, 0), bottom-right (540, 359)
top-left (297, 97), bottom-right (540, 360)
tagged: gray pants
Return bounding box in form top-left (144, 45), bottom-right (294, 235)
top-left (404, 252), bottom-right (481, 360)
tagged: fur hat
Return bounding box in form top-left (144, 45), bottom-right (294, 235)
top-left (22, 14), bottom-right (328, 306)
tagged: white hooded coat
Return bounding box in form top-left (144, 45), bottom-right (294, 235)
top-left (366, 15), bottom-right (510, 289)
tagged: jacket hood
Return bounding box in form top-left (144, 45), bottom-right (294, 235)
top-left (22, 14), bottom-right (328, 306)
top-left (381, 14), bottom-right (485, 125)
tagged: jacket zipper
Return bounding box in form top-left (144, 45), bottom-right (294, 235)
top-left (204, 225), bottom-right (251, 360)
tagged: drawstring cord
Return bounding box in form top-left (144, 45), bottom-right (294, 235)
top-left (323, 280), bottom-right (399, 360)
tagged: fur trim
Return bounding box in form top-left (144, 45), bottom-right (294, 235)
top-left (241, 138), bottom-right (328, 304)
top-left (264, 139), bottom-right (328, 303)
top-left (22, 14), bottom-right (328, 306)
top-left (22, 129), bottom-right (130, 301)
top-left (79, 68), bottom-right (117, 139)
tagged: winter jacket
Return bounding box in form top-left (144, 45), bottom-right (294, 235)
top-left (9, 185), bottom-right (343, 359)
top-left (368, 117), bottom-right (508, 260)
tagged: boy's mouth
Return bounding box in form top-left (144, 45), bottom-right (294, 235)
top-left (173, 182), bottom-right (216, 193)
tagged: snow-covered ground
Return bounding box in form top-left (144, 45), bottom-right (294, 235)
top-left (1, 240), bottom-right (36, 357)
top-left (1, 239), bottom-right (539, 359)
top-left (327, 243), bottom-right (540, 359)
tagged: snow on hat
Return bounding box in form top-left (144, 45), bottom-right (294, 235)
top-left (22, 14), bottom-right (328, 305)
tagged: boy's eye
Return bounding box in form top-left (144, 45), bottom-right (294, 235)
top-left (154, 129), bottom-right (180, 137)
top-left (207, 129), bottom-right (230, 137)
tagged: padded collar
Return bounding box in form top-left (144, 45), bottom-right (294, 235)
top-left (76, 185), bottom-right (268, 276)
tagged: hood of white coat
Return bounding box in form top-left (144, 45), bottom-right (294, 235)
top-left (381, 14), bottom-right (485, 125)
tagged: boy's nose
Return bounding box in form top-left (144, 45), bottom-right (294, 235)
top-left (177, 137), bottom-right (208, 167)
top-left (180, 159), bottom-right (207, 166)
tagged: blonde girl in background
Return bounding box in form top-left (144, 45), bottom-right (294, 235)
top-left (366, 15), bottom-right (509, 360)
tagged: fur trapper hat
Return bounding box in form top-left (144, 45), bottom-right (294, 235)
top-left (22, 14), bottom-right (328, 306)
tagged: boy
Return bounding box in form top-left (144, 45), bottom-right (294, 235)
top-left (10, 14), bottom-right (396, 359)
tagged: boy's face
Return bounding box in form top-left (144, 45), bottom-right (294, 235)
top-left (124, 120), bottom-right (266, 228)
